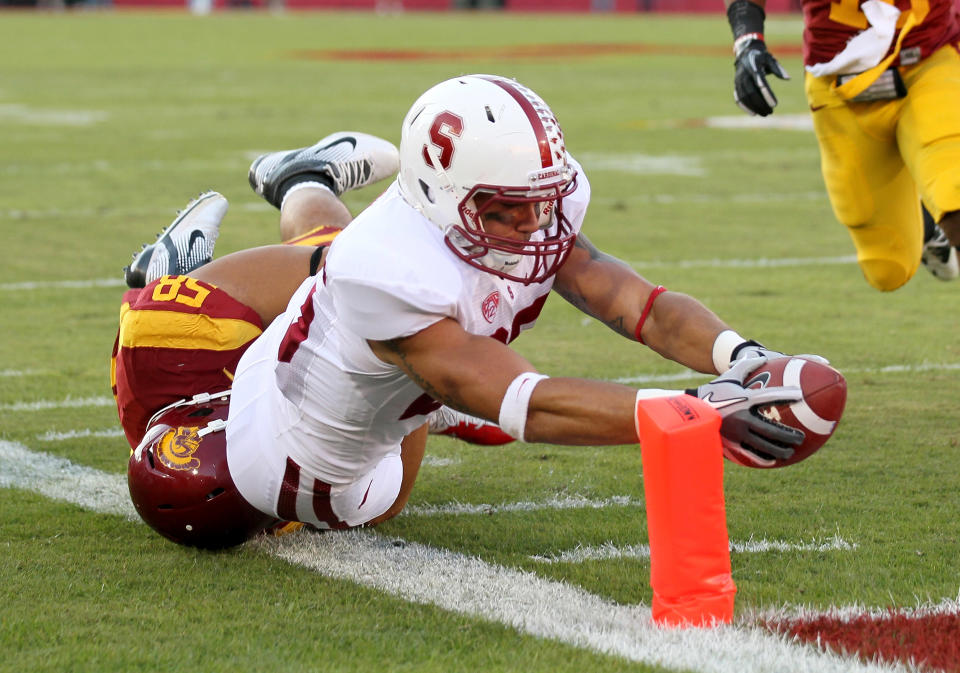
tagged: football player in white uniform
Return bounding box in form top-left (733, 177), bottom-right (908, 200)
top-left (128, 74), bottom-right (816, 548)
top-left (215, 73), bottom-right (812, 535)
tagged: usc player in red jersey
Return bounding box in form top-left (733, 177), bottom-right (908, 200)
top-left (723, 0), bottom-right (960, 290)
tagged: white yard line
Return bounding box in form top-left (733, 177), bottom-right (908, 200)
top-left (7, 361), bottom-right (959, 413)
top-left (0, 253), bottom-right (857, 293)
top-left (0, 278), bottom-right (126, 291)
top-left (403, 494), bottom-right (643, 517)
top-left (36, 428), bottom-right (126, 441)
top-left (0, 103), bottom-right (108, 126)
top-left (531, 535), bottom-right (858, 564)
top-left (0, 440), bottom-right (905, 673)
top-left (614, 361), bottom-right (960, 385)
top-left (1, 396), bottom-right (116, 412)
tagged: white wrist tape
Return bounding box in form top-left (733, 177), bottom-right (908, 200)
top-left (634, 388), bottom-right (685, 401)
top-left (498, 372), bottom-right (549, 442)
top-left (712, 329), bottom-right (747, 373)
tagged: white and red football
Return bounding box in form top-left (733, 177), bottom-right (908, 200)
top-left (732, 356), bottom-right (847, 469)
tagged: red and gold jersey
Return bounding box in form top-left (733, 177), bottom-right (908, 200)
top-left (110, 276), bottom-right (263, 448)
top-left (802, 0), bottom-right (960, 68)
top-left (110, 226), bottom-right (343, 450)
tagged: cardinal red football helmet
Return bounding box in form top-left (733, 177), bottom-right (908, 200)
top-left (127, 394), bottom-right (275, 549)
top-left (398, 74), bottom-right (578, 285)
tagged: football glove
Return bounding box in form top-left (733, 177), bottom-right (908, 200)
top-left (731, 340), bottom-right (830, 368)
top-left (687, 355), bottom-right (804, 465)
top-left (733, 38), bottom-right (789, 117)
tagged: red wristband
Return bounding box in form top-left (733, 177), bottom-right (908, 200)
top-left (733, 32), bottom-right (764, 56)
top-left (634, 285), bottom-right (667, 345)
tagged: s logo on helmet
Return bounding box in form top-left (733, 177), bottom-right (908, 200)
top-left (481, 291), bottom-right (500, 323)
top-left (422, 111), bottom-right (464, 170)
top-left (157, 427), bottom-right (202, 471)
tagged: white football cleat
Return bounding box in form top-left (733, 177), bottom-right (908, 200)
top-left (124, 191), bottom-right (227, 289)
top-left (248, 131), bottom-right (399, 208)
top-left (921, 225), bottom-right (959, 281)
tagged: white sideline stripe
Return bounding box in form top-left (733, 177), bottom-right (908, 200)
top-left (1, 369), bottom-right (40, 377)
top-left (0, 278), bottom-right (126, 291)
top-left (593, 190), bottom-right (827, 207)
top-left (36, 428), bottom-right (125, 442)
top-left (706, 114), bottom-right (813, 132)
top-left (577, 152), bottom-right (705, 176)
top-left (259, 533), bottom-right (903, 673)
top-left (403, 494), bottom-right (643, 517)
top-left (1, 396), bottom-right (115, 412)
top-left (6, 361), bottom-right (960, 412)
top-left (0, 103), bottom-right (108, 126)
top-left (5, 361), bottom-right (960, 413)
top-left (0, 441), bottom-right (136, 520)
top-left (627, 254), bottom-right (856, 270)
top-left (614, 361), bottom-right (960, 385)
top-left (0, 200), bottom-right (268, 223)
top-left (530, 535), bottom-right (858, 564)
top-left (0, 254), bottom-right (856, 292)
top-left (419, 455), bottom-right (460, 468)
top-left (0, 441), bottom-right (908, 673)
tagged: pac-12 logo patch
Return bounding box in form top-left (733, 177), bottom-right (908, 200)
top-left (481, 291), bottom-right (500, 323)
top-left (157, 427), bottom-right (201, 471)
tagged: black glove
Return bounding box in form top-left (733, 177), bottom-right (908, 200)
top-left (686, 355), bottom-right (804, 467)
top-left (733, 38), bottom-right (790, 117)
top-left (718, 408), bottom-right (802, 467)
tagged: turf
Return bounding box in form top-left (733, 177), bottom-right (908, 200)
top-left (1, 8), bottom-right (958, 673)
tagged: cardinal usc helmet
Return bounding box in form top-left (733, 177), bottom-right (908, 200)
top-left (398, 74), bottom-right (578, 285)
top-left (127, 394), bottom-right (275, 549)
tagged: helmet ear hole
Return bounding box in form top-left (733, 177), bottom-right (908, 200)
top-left (205, 487), bottom-right (225, 501)
top-left (418, 179), bottom-right (435, 204)
top-left (188, 407), bottom-right (214, 417)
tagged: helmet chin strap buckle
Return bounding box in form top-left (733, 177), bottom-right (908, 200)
top-left (198, 419), bottom-right (228, 437)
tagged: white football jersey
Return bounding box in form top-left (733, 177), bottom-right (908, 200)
top-left (227, 161), bottom-right (591, 503)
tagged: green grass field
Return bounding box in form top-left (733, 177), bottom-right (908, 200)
top-left (1, 9), bottom-right (958, 673)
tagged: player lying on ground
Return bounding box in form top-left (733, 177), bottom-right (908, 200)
top-left (124, 74), bottom-right (826, 549)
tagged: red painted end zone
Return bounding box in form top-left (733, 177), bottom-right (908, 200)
top-left (763, 610), bottom-right (960, 672)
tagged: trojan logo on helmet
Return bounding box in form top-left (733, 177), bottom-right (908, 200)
top-left (156, 426), bottom-right (202, 471)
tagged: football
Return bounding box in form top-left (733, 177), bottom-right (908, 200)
top-left (732, 356), bottom-right (847, 469)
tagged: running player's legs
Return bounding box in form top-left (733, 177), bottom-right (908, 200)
top-left (806, 73), bottom-right (920, 291)
top-left (898, 45), bottom-right (960, 246)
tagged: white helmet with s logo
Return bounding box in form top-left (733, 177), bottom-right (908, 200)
top-left (398, 74), bottom-right (578, 285)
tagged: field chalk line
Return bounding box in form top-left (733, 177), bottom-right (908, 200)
top-left (0, 440), bottom-right (903, 673)
top-left (0, 254), bottom-right (856, 292)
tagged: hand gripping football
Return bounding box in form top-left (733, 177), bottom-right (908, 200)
top-left (735, 356), bottom-right (847, 469)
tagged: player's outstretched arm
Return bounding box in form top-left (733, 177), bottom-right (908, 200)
top-left (553, 234), bottom-right (728, 374)
top-left (370, 317), bottom-right (651, 445)
top-left (724, 0), bottom-right (789, 116)
top-left (368, 317), bottom-right (802, 450)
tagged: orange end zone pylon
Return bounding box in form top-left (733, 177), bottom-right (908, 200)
top-left (635, 394), bottom-right (736, 627)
